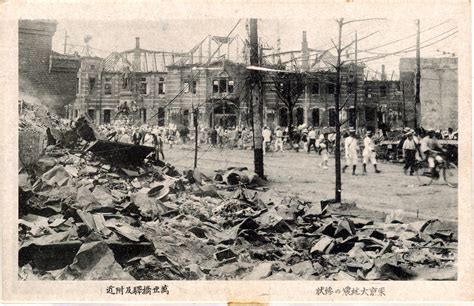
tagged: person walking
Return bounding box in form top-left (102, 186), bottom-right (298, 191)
top-left (132, 127), bottom-right (142, 145)
top-left (155, 131), bottom-right (165, 161)
top-left (318, 133), bottom-right (329, 169)
top-left (167, 127), bottom-right (176, 149)
top-left (262, 126), bottom-right (272, 155)
top-left (420, 129), bottom-right (444, 178)
top-left (307, 127), bottom-right (317, 153)
top-left (143, 129), bottom-right (155, 147)
top-left (342, 129), bottom-right (359, 175)
top-left (274, 127), bottom-right (284, 152)
top-left (210, 126), bottom-right (218, 147)
top-left (402, 131), bottom-right (418, 175)
top-left (118, 128), bottom-right (131, 143)
top-left (362, 131), bottom-right (381, 174)
top-left (217, 126), bottom-right (225, 149)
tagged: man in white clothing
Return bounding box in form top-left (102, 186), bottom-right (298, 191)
top-left (307, 127), bottom-right (317, 153)
top-left (262, 126), bottom-right (272, 155)
top-left (362, 131), bottom-right (381, 174)
top-left (342, 129), bottom-right (359, 175)
top-left (274, 127), bottom-right (284, 152)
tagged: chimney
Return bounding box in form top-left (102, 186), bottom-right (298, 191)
top-left (133, 37), bottom-right (141, 72)
top-left (302, 31), bottom-right (309, 71)
top-left (381, 64), bottom-right (386, 81)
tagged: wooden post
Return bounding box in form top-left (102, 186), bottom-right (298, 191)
top-left (334, 19), bottom-right (343, 203)
top-left (354, 31), bottom-right (358, 130)
top-left (249, 18), bottom-right (264, 178)
top-left (193, 106), bottom-right (198, 168)
top-left (415, 19), bottom-right (421, 129)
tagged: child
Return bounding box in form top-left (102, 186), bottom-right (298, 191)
top-left (319, 134), bottom-right (329, 169)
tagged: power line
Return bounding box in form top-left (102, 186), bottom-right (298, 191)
top-left (282, 30), bottom-right (380, 66)
top-left (358, 30), bottom-right (457, 63)
top-left (359, 19), bottom-right (452, 53)
top-left (360, 26), bottom-right (457, 56)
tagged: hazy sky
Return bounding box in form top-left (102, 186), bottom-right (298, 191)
top-left (51, 18), bottom-right (458, 80)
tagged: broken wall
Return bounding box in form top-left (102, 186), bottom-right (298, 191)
top-left (19, 19), bottom-right (80, 117)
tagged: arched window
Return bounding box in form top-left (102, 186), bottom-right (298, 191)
top-left (296, 107), bottom-right (304, 125)
top-left (312, 108), bottom-right (320, 126)
top-left (213, 71), bottom-right (234, 95)
top-left (328, 108), bottom-right (337, 127)
top-left (279, 108), bottom-right (288, 127)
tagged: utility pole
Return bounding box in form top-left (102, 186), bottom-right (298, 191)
top-left (193, 107), bottom-right (199, 168)
top-left (63, 31), bottom-right (69, 54)
top-left (191, 82), bottom-right (199, 169)
top-left (332, 17), bottom-right (385, 203)
top-left (334, 19), bottom-right (343, 203)
top-left (415, 19), bottom-right (421, 129)
top-left (354, 31), bottom-right (358, 130)
top-left (402, 81), bottom-right (407, 127)
top-left (249, 18), bottom-right (264, 178)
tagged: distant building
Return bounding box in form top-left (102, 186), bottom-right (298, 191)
top-left (19, 19), bottom-right (80, 116)
top-left (71, 32), bottom-right (404, 132)
top-left (165, 60), bottom-right (249, 129)
top-left (400, 57), bottom-right (458, 130)
top-left (362, 79), bottom-right (403, 131)
top-left (71, 38), bottom-right (172, 124)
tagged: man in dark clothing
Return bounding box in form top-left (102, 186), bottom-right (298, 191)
top-left (155, 132), bottom-right (165, 161)
top-left (132, 128), bottom-right (142, 145)
top-left (210, 127), bottom-right (218, 146)
top-left (402, 131), bottom-right (418, 175)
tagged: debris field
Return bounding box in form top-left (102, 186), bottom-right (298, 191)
top-left (18, 102), bottom-right (457, 281)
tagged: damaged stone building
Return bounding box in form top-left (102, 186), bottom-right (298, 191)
top-left (400, 57), bottom-right (458, 130)
top-left (70, 32), bottom-right (404, 131)
top-left (72, 38), bottom-right (168, 125)
top-left (19, 19), bottom-right (81, 116)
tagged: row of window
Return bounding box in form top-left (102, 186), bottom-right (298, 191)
top-left (82, 77), bottom-right (167, 95)
top-left (184, 79), bottom-right (235, 95)
top-left (276, 107), bottom-right (358, 127)
top-left (81, 76), bottom-right (392, 99)
top-left (310, 82), bottom-right (395, 97)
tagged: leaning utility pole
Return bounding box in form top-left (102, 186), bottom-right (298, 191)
top-left (353, 31), bottom-right (358, 130)
top-left (249, 18), bottom-right (264, 177)
top-left (334, 19), bottom-right (343, 203)
top-left (415, 19), bottom-right (421, 129)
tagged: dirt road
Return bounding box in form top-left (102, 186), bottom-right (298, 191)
top-left (163, 144), bottom-right (458, 223)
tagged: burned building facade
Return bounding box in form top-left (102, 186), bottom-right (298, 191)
top-left (71, 33), bottom-right (403, 131)
top-left (165, 60), bottom-right (249, 129)
top-left (71, 36), bottom-right (248, 128)
top-left (71, 38), bottom-right (169, 125)
top-left (400, 57), bottom-right (458, 130)
top-left (19, 19), bottom-right (80, 116)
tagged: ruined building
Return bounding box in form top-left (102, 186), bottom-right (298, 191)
top-left (19, 19), bottom-right (80, 116)
top-left (400, 57), bottom-right (458, 130)
top-left (71, 32), bottom-right (404, 131)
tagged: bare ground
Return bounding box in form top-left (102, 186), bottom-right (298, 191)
top-left (164, 144), bottom-right (458, 232)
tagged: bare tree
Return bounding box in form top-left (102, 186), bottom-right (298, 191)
top-left (272, 70), bottom-right (306, 142)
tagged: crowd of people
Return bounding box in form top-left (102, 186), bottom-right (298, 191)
top-left (400, 127), bottom-right (456, 177)
top-left (96, 120), bottom-right (457, 177)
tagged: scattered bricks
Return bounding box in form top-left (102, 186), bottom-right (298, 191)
top-left (214, 248), bottom-right (238, 262)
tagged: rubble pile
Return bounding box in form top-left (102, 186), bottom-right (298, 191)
top-left (19, 102), bottom-right (70, 167)
top-left (18, 147), bottom-right (457, 280)
top-left (18, 103), bottom-right (457, 281)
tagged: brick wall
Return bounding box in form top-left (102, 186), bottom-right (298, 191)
top-left (19, 20), bottom-right (80, 117)
top-left (399, 57), bottom-right (458, 129)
